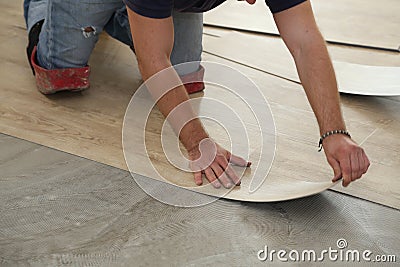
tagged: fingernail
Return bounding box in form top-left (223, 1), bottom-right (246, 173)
top-left (226, 183), bottom-right (232, 188)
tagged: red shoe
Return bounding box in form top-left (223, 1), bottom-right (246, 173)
top-left (180, 65), bottom-right (205, 94)
top-left (31, 46), bottom-right (90, 95)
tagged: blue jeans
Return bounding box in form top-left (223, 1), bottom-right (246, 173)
top-left (24, 0), bottom-right (203, 76)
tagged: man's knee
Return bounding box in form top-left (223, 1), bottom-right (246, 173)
top-left (30, 47), bottom-right (90, 95)
top-left (25, 17), bottom-right (91, 94)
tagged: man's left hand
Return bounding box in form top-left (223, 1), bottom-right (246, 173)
top-left (323, 135), bottom-right (370, 187)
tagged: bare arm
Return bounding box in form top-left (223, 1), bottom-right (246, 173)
top-left (127, 9), bottom-right (248, 188)
top-left (127, 11), bottom-right (208, 150)
top-left (273, 1), bottom-right (370, 186)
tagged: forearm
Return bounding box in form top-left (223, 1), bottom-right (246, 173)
top-left (273, 1), bottom-right (370, 185)
top-left (126, 6), bottom-right (255, 187)
top-left (127, 8), bottom-right (209, 152)
top-left (138, 57), bottom-right (209, 151)
top-left (293, 33), bottom-right (346, 134)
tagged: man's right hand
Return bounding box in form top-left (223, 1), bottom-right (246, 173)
top-left (188, 138), bottom-right (250, 188)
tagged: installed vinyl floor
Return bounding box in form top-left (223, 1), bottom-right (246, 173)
top-left (202, 30), bottom-right (400, 208)
top-left (1, 133), bottom-right (399, 266)
top-left (203, 31), bottom-right (400, 94)
top-left (2, 0), bottom-right (399, 207)
top-left (1, 1), bottom-right (399, 265)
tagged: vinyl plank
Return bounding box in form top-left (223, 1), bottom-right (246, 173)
top-left (0, 10), bottom-right (139, 170)
top-left (1, 28), bottom-right (398, 206)
top-left (0, 1), bottom-right (398, 207)
top-left (203, 33), bottom-right (400, 208)
top-left (205, 26), bottom-right (400, 68)
top-left (204, 0), bottom-right (400, 51)
top-left (203, 31), bottom-right (400, 95)
top-left (123, 78), bottom-right (382, 202)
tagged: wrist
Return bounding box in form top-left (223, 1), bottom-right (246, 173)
top-left (318, 129), bottom-right (351, 151)
top-left (317, 110), bottom-right (346, 136)
top-left (319, 123), bottom-right (346, 136)
top-left (179, 119), bottom-right (209, 152)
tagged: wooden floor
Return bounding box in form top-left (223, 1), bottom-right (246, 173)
top-left (1, 1), bottom-right (400, 265)
top-left (202, 30), bottom-right (400, 208)
top-left (1, 0), bottom-right (399, 208)
top-left (1, 0), bottom-right (140, 170)
top-left (1, 134), bottom-right (399, 266)
top-left (204, 31), bottom-right (400, 95)
top-left (204, 0), bottom-right (400, 51)
top-left (123, 67), bottom-right (337, 203)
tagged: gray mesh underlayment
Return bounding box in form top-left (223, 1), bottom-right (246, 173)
top-left (0, 133), bottom-right (399, 266)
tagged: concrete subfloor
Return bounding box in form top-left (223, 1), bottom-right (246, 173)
top-left (0, 133), bottom-right (399, 266)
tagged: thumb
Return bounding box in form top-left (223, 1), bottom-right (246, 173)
top-left (327, 156), bottom-right (342, 182)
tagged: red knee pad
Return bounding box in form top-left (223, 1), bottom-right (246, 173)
top-left (180, 65), bottom-right (205, 94)
top-left (31, 46), bottom-right (204, 95)
top-left (31, 46), bottom-right (90, 94)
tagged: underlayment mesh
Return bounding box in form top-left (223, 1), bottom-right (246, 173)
top-left (0, 134), bottom-right (399, 266)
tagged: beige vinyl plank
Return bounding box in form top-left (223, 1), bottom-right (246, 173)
top-left (204, 0), bottom-right (400, 51)
top-left (121, 60), bottom-right (399, 206)
top-left (203, 31), bottom-right (400, 95)
top-left (1, 1), bottom-right (398, 207)
top-left (0, 7), bottom-right (139, 170)
top-left (203, 32), bottom-right (400, 208)
top-left (204, 26), bottom-right (400, 68)
top-left (123, 80), bottom-right (337, 202)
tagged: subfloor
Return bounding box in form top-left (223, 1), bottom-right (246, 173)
top-left (1, 133), bottom-right (399, 266)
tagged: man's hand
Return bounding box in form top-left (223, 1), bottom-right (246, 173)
top-left (187, 138), bottom-right (250, 188)
top-left (323, 135), bottom-right (370, 187)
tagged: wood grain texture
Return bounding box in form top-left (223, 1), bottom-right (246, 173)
top-left (122, 58), bottom-right (399, 206)
top-left (123, 77), bottom-right (338, 202)
top-left (0, 0), bottom-right (140, 170)
top-left (1, 134), bottom-right (399, 266)
top-left (204, 31), bottom-right (400, 95)
top-left (204, 0), bottom-right (400, 51)
top-left (0, 1), bottom-right (398, 207)
top-left (203, 31), bottom-right (400, 208)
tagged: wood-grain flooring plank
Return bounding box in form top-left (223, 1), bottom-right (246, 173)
top-left (204, 0), bottom-right (400, 51)
top-left (0, 1), bottom-right (398, 207)
top-left (203, 31), bottom-right (400, 95)
top-left (203, 32), bottom-right (400, 208)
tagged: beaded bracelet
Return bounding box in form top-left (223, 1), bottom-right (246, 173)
top-left (318, 130), bottom-right (351, 152)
